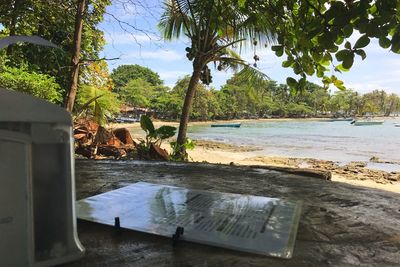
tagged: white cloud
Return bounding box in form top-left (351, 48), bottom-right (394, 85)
top-left (124, 49), bottom-right (184, 61)
top-left (104, 32), bottom-right (160, 45)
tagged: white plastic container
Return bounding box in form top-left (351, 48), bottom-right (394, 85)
top-left (0, 88), bottom-right (84, 266)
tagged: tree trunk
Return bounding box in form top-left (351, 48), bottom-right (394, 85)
top-left (64, 0), bottom-right (86, 112)
top-left (7, 0), bottom-right (22, 56)
top-left (175, 62), bottom-right (204, 160)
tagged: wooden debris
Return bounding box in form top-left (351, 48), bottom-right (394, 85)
top-left (74, 119), bottom-right (136, 159)
top-left (149, 143), bottom-right (169, 161)
top-left (113, 128), bottom-right (136, 146)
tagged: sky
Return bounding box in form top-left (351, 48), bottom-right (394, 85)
top-left (98, 1), bottom-right (400, 94)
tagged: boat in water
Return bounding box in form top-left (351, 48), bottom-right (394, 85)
top-left (351, 118), bottom-right (384, 126)
top-left (323, 118), bottom-right (354, 122)
top-left (211, 123), bottom-right (241, 128)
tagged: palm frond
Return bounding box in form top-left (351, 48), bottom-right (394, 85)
top-left (235, 65), bottom-right (271, 87)
top-left (158, 0), bottom-right (191, 39)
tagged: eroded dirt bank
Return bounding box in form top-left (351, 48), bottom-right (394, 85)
top-left (68, 160), bottom-right (400, 267)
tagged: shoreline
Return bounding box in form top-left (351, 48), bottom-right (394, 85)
top-left (108, 115), bottom-right (400, 129)
top-left (105, 119), bottom-right (400, 193)
top-left (187, 141), bottom-right (400, 193)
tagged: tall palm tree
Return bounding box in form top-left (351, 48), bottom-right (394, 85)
top-left (159, 0), bottom-right (275, 160)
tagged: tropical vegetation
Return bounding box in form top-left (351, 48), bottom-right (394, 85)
top-left (110, 69), bottom-right (400, 120)
top-left (1, 0), bottom-right (399, 161)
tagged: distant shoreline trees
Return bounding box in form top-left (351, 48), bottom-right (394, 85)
top-left (110, 65), bottom-right (400, 121)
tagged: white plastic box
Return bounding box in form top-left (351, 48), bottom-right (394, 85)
top-left (0, 88), bottom-right (84, 266)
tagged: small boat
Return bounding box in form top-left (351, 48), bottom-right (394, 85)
top-left (324, 118), bottom-right (354, 122)
top-left (395, 124), bottom-right (400, 127)
top-left (351, 118), bottom-right (384, 126)
top-left (211, 123), bottom-right (241, 128)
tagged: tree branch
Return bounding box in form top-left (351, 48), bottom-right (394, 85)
top-left (79, 57), bottom-right (120, 65)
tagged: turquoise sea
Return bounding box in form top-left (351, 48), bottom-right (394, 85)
top-left (188, 118), bottom-right (400, 172)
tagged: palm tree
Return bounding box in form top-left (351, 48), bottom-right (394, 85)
top-left (159, 0), bottom-right (275, 160)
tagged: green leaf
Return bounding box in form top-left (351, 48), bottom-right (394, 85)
top-left (335, 36), bottom-right (344, 45)
top-left (354, 35), bottom-right (370, 49)
top-left (333, 78), bottom-right (346, 90)
top-left (335, 49), bottom-right (351, 62)
top-left (272, 45), bottom-right (284, 56)
top-left (336, 64), bottom-right (350, 72)
top-left (140, 115), bottom-right (155, 134)
top-left (322, 76), bottom-right (331, 85)
top-left (318, 32), bottom-right (334, 48)
top-left (293, 63), bottom-right (302, 75)
top-left (156, 125), bottom-right (177, 139)
top-left (344, 41), bottom-right (352, 49)
top-left (379, 37), bottom-right (391, 49)
top-left (355, 49), bottom-right (367, 60)
top-left (316, 65), bottom-right (326, 77)
top-left (271, 45), bottom-right (282, 51)
top-left (343, 25), bottom-right (353, 38)
top-left (282, 60), bottom-right (291, 68)
top-left (342, 52), bottom-right (355, 69)
top-left (391, 33), bottom-right (400, 53)
top-left (184, 138), bottom-right (195, 150)
top-left (319, 58), bottom-right (330, 66)
top-left (238, 0), bottom-right (246, 8)
top-left (286, 77), bottom-right (298, 88)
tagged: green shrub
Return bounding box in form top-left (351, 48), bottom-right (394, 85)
top-left (0, 65), bottom-right (61, 103)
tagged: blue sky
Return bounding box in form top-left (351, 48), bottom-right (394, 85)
top-left (99, 1), bottom-right (400, 94)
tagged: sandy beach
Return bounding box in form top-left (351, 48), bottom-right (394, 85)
top-left (107, 120), bottom-right (400, 194)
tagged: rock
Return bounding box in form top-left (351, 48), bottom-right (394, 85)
top-left (370, 156), bottom-right (380, 162)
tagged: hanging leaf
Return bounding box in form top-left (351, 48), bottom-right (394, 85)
top-left (355, 49), bottom-right (367, 60)
top-left (353, 35), bottom-right (370, 49)
top-left (342, 54), bottom-right (354, 69)
top-left (335, 49), bottom-right (351, 62)
top-left (336, 64), bottom-right (350, 72)
top-left (379, 37), bottom-right (391, 49)
top-left (286, 77), bottom-right (298, 88)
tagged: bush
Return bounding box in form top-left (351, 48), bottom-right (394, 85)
top-left (0, 65), bottom-right (62, 103)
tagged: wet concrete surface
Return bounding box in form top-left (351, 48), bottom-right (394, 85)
top-left (67, 160), bottom-right (400, 266)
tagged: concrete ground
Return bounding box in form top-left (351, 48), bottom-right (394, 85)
top-left (66, 160), bottom-right (400, 266)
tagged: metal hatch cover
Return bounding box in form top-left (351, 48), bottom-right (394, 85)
top-left (76, 182), bottom-right (302, 259)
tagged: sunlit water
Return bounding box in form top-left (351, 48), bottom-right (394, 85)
top-left (187, 119), bottom-right (400, 172)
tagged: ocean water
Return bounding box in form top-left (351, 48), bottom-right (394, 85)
top-left (187, 119), bottom-right (400, 171)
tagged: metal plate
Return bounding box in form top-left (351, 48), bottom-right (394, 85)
top-left (76, 182), bottom-right (302, 258)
